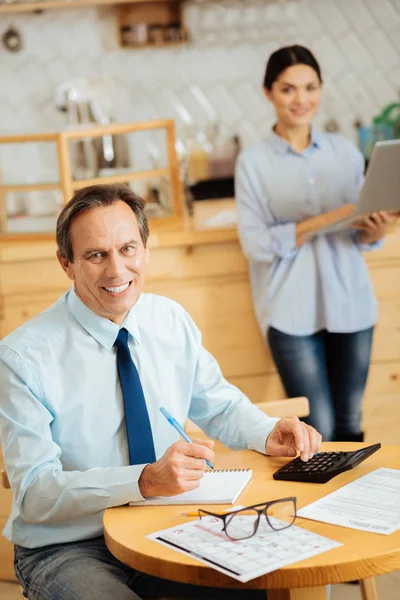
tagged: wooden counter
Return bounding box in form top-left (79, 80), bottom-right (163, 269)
top-left (0, 199), bottom-right (399, 435)
top-left (1, 199), bottom-right (400, 581)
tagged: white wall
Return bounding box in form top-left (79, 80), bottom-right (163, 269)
top-left (0, 0), bottom-right (400, 182)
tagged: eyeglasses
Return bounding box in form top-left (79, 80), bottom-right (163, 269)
top-left (198, 497), bottom-right (297, 541)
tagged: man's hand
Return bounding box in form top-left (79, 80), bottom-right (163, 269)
top-left (266, 417), bottom-right (322, 462)
top-left (351, 211), bottom-right (400, 244)
top-left (138, 439), bottom-right (215, 498)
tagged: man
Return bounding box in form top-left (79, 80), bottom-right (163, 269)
top-left (0, 184), bottom-right (321, 600)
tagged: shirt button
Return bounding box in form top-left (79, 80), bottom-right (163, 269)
top-left (309, 178), bottom-right (315, 184)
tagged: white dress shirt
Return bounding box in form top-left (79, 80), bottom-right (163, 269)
top-left (0, 288), bottom-right (278, 548)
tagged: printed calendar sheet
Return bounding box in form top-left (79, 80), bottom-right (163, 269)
top-left (148, 516), bottom-right (341, 582)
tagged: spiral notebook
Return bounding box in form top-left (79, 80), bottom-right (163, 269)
top-left (129, 469), bottom-right (252, 506)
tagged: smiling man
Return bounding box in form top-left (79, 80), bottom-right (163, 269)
top-left (56, 187), bottom-right (149, 324)
top-left (0, 184), bottom-right (321, 600)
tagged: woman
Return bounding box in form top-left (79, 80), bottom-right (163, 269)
top-left (235, 45), bottom-right (397, 444)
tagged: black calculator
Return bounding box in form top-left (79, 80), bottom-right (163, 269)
top-left (273, 443), bottom-right (381, 484)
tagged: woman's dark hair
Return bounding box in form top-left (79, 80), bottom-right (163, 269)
top-left (56, 183), bottom-right (149, 262)
top-left (263, 45), bottom-right (322, 90)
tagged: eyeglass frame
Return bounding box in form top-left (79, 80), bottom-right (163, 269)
top-left (198, 496), bottom-right (297, 541)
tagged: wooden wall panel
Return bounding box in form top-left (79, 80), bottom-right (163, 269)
top-left (145, 276), bottom-right (273, 377)
top-left (365, 362), bottom-right (400, 396)
top-left (147, 242), bottom-right (247, 282)
top-left (371, 300), bottom-right (400, 362)
top-left (365, 231), bottom-right (400, 263)
top-left (370, 263), bottom-right (400, 300)
top-left (363, 394), bottom-right (400, 445)
top-left (0, 291), bottom-right (68, 338)
top-left (228, 362), bottom-right (400, 405)
top-left (0, 259), bottom-right (69, 296)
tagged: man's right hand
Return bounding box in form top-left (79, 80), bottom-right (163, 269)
top-left (138, 439), bottom-right (215, 498)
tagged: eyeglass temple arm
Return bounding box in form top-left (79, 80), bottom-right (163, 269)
top-left (198, 509), bottom-right (259, 517)
top-left (199, 497), bottom-right (297, 518)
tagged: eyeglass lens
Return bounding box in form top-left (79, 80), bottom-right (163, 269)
top-left (266, 499), bottom-right (296, 530)
top-left (225, 509), bottom-right (259, 540)
top-left (225, 500), bottom-right (296, 540)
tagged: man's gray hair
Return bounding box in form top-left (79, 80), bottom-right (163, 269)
top-left (56, 184), bottom-right (150, 262)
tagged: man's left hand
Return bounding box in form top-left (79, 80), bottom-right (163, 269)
top-left (266, 417), bottom-right (322, 462)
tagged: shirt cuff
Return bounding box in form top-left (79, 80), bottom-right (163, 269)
top-left (355, 231), bottom-right (384, 252)
top-left (249, 417), bottom-right (280, 455)
top-left (108, 465), bottom-right (147, 506)
top-left (270, 223), bottom-right (297, 259)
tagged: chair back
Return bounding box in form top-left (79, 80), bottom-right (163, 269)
top-left (1, 469), bottom-right (11, 489)
top-left (185, 397), bottom-right (310, 433)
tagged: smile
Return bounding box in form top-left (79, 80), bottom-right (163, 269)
top-left (102, 282), bottom-right (131, 294)
top-left (291, 109), bottom-right (309, 115)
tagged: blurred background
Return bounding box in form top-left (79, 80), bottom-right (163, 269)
top-left (1, 0), bottom-right (400, 195)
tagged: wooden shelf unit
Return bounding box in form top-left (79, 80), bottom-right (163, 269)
top-left (118, 0), bottom-right (186, 49)
top-left (0, 119), bottom-right (184, 241)
top-left (0, 0), bottom-right (188, 49)
top-left (0, 0), bottom-right (169, 14)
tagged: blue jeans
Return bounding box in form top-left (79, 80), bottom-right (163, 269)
top-left (267, 326), bottom-right (374, 441)
top-left (14, 536), bottom-right (267, 600)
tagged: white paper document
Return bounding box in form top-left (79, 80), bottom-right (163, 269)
top-left (129, 469), bottom-right (252, 505)
top-left (148, 516), bottom-right (341, 583)
top-left (298, 468), bottom-right (400, 535)
top-left (203, 208), bottom-right (237, 229)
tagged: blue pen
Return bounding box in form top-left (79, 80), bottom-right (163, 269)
top-left (159, 406), bottom-right (214, 470)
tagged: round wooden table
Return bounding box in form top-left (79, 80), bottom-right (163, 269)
top-left (104, 443), bottom-right (400, 600)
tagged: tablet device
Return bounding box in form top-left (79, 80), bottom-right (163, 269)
top-left (315, 138), bottom-right (400, 236)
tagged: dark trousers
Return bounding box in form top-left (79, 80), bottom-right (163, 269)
top-left (15, 537), bottom-right (267, 600)
top-left (267, 326), bottom-right (374, 441)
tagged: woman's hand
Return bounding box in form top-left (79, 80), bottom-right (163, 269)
top-left (351, 211), bottom-right (400, 244)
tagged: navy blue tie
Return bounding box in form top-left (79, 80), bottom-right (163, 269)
top-left (115, 328), bottom-right (156, 465)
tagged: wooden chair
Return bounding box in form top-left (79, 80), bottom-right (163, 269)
top-left (1, 470), bottom-right (26, 597)
top-left (1, 468), bottom-right (10, 489)
top-left (2, 399), bottom-right (377, 600)
top-left (185, 396), bottom-right (311, 434)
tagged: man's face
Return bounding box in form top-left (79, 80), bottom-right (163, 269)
top-left (58, 201), bottom-right (149, 324)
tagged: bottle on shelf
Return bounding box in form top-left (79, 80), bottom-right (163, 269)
top-left (187, 129), bottom-right (213, 183)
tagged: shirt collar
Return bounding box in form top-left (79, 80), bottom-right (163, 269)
top-left (267, 126), bottom-right (323, 155)
top-left (66, 287), bottom-right (141, 350)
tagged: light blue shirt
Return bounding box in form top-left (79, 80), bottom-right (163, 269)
top-left (0, 288), bottom-right (278, 548)
top-left (235, 129), bottom-right (382, 337)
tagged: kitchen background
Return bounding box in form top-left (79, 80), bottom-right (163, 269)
top-left (0, 0), bottom-right (400, 190)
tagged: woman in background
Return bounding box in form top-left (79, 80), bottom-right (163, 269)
top-left (235, 45), bottom-right (397, 444)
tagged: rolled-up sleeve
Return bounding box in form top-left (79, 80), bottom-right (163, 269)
top-left (235, 154), bottom-right (297, 262)
top-left (355, 232), bottom-right (384, 252)
top-left (188, 329), bottom-right (279, 454)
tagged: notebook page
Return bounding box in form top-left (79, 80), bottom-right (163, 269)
top-left (129, 469), bottom-right (252, 506)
